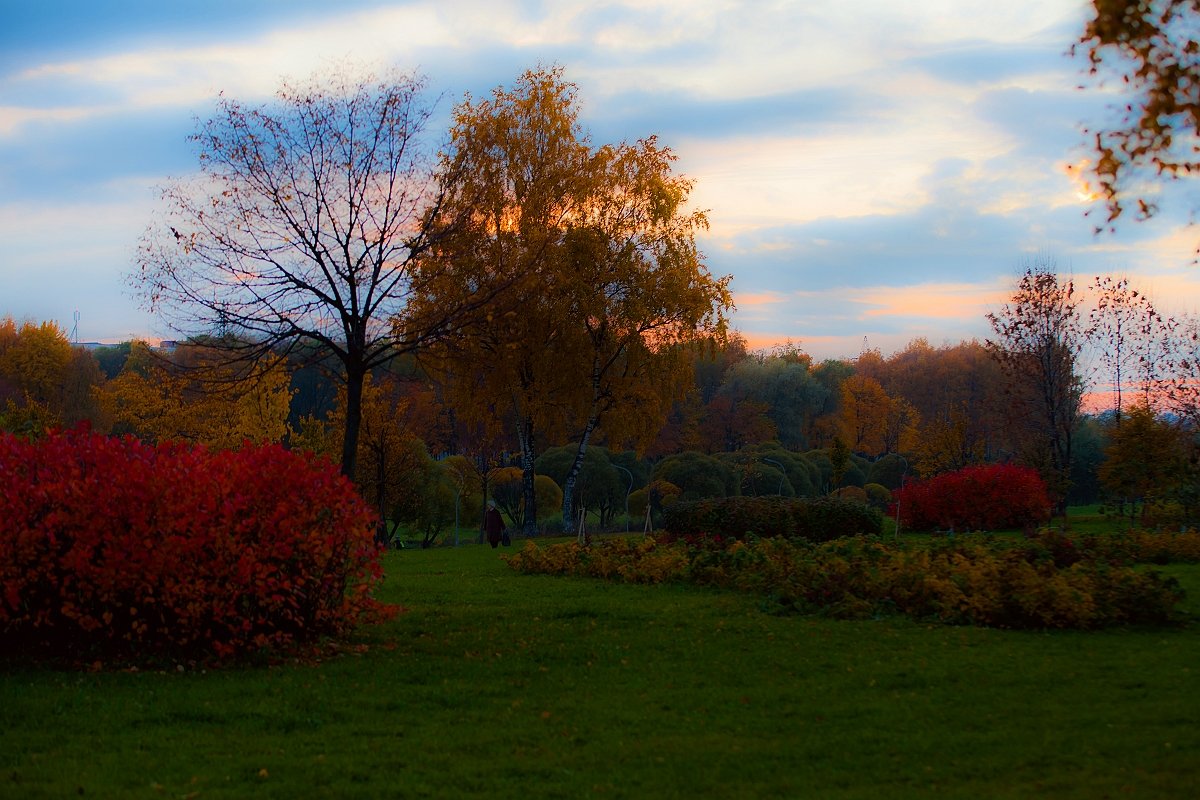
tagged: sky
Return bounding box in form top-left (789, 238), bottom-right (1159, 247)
top-left (2, 0), bottom-right (1199, 360)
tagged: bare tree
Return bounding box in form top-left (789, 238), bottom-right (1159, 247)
top-left (1087, 275), bottom-right (1176, 420)
top-left (132, 69), bottom-right (485, 477)
top-left (987, 261), bottom-right (1088, 516)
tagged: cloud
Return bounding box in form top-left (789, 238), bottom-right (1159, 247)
top-left (0, 108), bottom-right (193, 199)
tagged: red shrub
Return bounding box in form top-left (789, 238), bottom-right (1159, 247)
top-left (0, 427), bottom-right (392, 665)
top-left (894, 463), bottom-right (1052, 532)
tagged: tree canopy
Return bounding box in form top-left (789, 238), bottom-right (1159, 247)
top-left (414, 66), bottom-right (730, 536)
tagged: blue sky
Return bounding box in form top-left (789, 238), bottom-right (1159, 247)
top-left (2, 0), bottom-right (1198, 358)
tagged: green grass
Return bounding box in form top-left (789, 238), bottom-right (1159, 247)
top-left (3, 543), bottom-right (1200, 798)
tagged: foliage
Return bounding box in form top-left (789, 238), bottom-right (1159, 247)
top-left (295, 373), bottom-right (452, 545)
top-left (504, 537), bottom-right (690, 583)
top-left (0, 317), bottom-right (106, 434)
top-left (910, 405), bottom-right (985, 477)
top-left (712, 353), bottom-right (829, 450)
top-left (628, 478), bottom-right (681, 524)
top-left (91, 342), bottom-right (131, 380)
top-left (506, 532), bottom-right (1184, 629)
top-left (732, 442), bottom-right (818, 497)
top-left (0, 428), bottom-right (391, 665)
top-left (832, 485), bottom-right (868, 505)
top-left (1070, 414), bottom-right (1110, 505)
top-left (863, 482), bottom-right (892, 511)
top-left (865, 452), bottom-right (909, 490)
top-left (1050, 528), bottom-right (1200, 565)
top-left (867, 339), bottom-right (1008, 467)
top-left (1077, 0), bottom-right (1200, 233)
top-left (838, 373), bottom-right (918, 457)
top-left (1099, 403), bottom-right (1187, 522)
top-left (549, 134), bottom-right (732, 532)
top-left (417, 66), bottom-right (731, 536)
top-left (698, 393), bottom-right (777, 452)
top-left (103, 340), bottom-right (293, 449)
top-left (651, 450), bottom-right (738, 500)
top-left (660, 496), bottom-right (883, 543)
top-left (801, 447), bottom-right (867, 492)
top-left (894, 463), bottom-right (1053, 532)
top-left (536, 444), bottom-right (629, 526)
top-left (408, 464), bottom-right (461, 548)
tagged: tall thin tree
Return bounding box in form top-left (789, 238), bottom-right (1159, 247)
top-left (987, 260), bottom-right (1088, 516)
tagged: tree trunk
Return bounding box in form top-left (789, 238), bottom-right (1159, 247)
top-left (375, 440), bottom-right (388, 544)
top-left (477, 467), bottom-right (490, 545)
top-left (561, 415), bottom-right (599, 541)
top-left (563, 355), bottom-right (605, 540)
top-left (516, 414), bottom-right (537, 537)
top-left (341, 365), bottom-right (366, 480)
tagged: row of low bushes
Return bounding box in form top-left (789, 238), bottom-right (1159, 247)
top-left (505, 530), bottom-right (1192, 629)
top-left (659, 496), bottom-right (883, 544)
top-left (0, 428), bottom-right (393, 665)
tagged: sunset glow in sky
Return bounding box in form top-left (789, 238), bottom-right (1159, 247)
top-left (2, 0), bottom-right (1198, 359)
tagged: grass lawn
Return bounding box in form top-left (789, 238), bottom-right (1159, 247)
top-left (3, 540), bottom-right (1199, 799)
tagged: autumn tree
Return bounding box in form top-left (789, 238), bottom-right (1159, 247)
top-left (987, 263), bottom-right (1089, 515)
top-left (910, 407), bottom-right (985, 477)
top-left (808, 358), bottom-right (854, 448)
top-left (837, 374), bottom-right (918, 458)
top-left (876, 339), bottom-right (1010, 465)
top-left (715, 349), bottom-right (830, 450)
top-left (550, 137), bottom-right (731, 537)
top-left (699, 394), bottom-right (778, 453)
top-left (414, 66), bottom-right (730, 538)
top-left (1098, 403), bottom-right (1185, 524)
top-left (103, 340), bottom-right (293, 448)
top-left (649, 334), bottom-right (749, 456)
top-left (0, 317), bottom-right (71, 434)
top-left (133, 68), bottom-right (489, 478)
top-left (0, 317), bottom-right (107, 434)
top-left (1076, 0), bottom-right (1200, 238)
top-left (412, 67), bottom-right (592, 536)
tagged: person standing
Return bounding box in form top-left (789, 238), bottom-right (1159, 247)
top-left (484, 500), bottom-right (505, 549)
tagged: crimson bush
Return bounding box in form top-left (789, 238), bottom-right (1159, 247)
top-left (0, 428), bottom-right (392, 665)
top-left (895, 463), bottom-right (1052, 532)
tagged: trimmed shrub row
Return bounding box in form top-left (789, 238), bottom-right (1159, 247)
top-left (660, 496), bottom-right (883, 544)
top-left (0, 427), bottom-right (393, 665)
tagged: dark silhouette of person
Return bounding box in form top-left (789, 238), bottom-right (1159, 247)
top-left (484, 500), bottom-right (505, 548)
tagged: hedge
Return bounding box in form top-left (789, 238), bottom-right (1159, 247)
top-left (660, 495), bottom-right (882, 544)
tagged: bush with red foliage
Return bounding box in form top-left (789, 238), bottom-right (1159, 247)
top-left (0, 427), bottom-right (393, 665)
top-left (895, 463), bottom-right (1052, 532)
